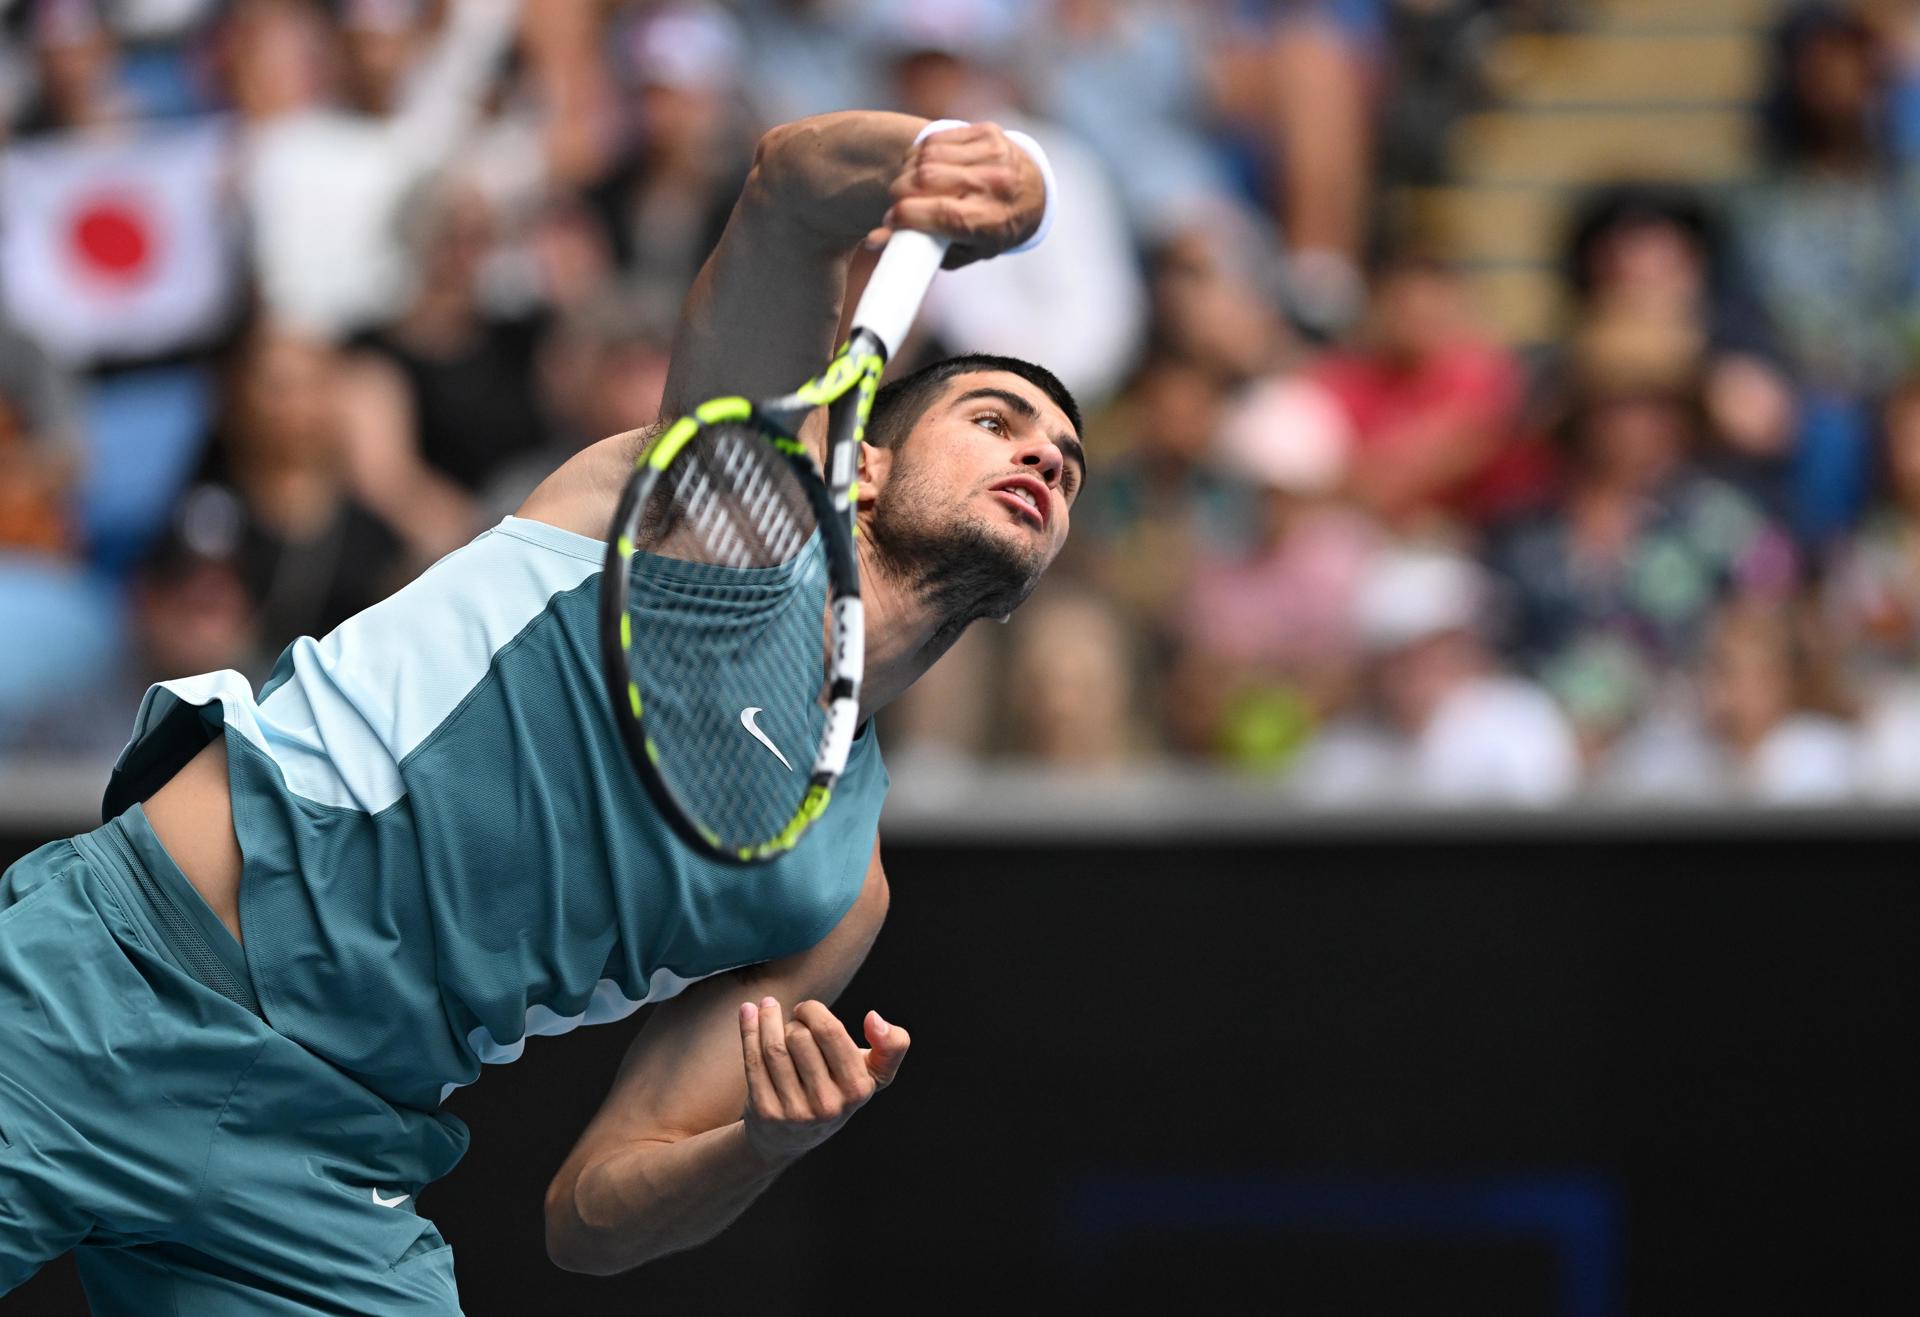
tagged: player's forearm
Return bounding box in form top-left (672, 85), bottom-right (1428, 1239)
top-left (545, 1120), bottom-right (796, 1275)
top-left (750, 111), bottom-right (925, 250)
top-left (661, 112), bottom-right (923, 413)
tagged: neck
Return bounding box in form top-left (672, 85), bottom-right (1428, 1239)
top-left (852, 532), bottom-right (970, 720)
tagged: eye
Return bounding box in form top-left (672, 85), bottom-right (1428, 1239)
top-left (972, 410), bottom-right (1008, 436)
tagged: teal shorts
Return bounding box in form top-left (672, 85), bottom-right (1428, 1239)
top-left (0, 806), bottom-right (470, 1314)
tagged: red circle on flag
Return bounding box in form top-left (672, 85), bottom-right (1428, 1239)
top-left (68, 197), bottom-right (154, 284)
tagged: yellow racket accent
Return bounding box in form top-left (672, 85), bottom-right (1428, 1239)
top-left (606, 342), bottom-right (879, 863)
top-left (645, 399), bottom-right (749, 472)
top-left (695, 396), bottom-right (752, 424)
top-left (643, 417), bottom-right (698, 471)
top-left (796, 350), bottom-right (882, 407)
top-left (743, 783), bottom-right (834, 861)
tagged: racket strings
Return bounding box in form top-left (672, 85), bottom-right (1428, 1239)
top-left (626, 423), bottom-right (831, 846)
top-left (649, 427), bottom-right (811, 570)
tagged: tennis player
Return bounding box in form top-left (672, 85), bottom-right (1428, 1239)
top-left (0, 111), bottom-right (1082, 1312)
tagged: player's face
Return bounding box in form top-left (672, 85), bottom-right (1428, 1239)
top-left (860, 371), bottom-right (1082, 628)
top-left (892, 369), bottom-right (1081, 547)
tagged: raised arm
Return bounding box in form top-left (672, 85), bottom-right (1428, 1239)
top-left (543, 845), bottom-right (900, 1274)
top-left (661, 112), bottom-right (1049, 416)
top-left (518, 114), bottom-right (1044, 542)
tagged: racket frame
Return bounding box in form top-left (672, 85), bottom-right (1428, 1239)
top-left (599, 334), bottom-right (885, 864)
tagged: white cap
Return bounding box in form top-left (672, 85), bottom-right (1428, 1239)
top-left (1215, 375), bottom-right (1352, 494)
top-left (627, 4), bottom-right (743, 92)
top-left (1355, 548), bottom-right (1487, 652)
top-left (868, 0), bottom-right (1018, 58)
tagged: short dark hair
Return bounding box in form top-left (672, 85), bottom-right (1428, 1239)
top-left (866, 353), bottom-right (1083, 453)
top-left (1563, 182), bottom-right (1717, 303)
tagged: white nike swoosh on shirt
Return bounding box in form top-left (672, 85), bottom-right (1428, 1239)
top-left (372, 1190), bottom-right (410, 1208)
top-left (740, 707), bottom-right (793, 771)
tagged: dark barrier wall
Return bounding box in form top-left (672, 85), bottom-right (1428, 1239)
top-left (3, 828), bottom-right (1914, 1316)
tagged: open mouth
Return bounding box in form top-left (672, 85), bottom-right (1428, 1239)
top-left (988, 475), bottom-right (1050, 530)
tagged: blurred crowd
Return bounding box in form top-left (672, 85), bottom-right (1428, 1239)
top-left (2, 0), bottom-right (1919, 807)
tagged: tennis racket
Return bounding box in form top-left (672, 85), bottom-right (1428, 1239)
top-left (600, 229), bottom-right (950, 863)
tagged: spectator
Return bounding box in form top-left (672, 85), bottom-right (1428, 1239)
top-left (874, 0), bottom-right (1148, 405)
top-left (539, 297), bottom-right (673, 452)
top-left (0, 323), bottom-right (120, 750)
top-left (1168, 374), bottom-right (1382, 764)
top-left (1212, 1), bottom-right (1376, 339)
top-left (10, 0), bottom-right (138, 136)
top-left (1375, 0), bottom-right (1497, 187)
top-left (127, 490), bottom-right (260, 690)
top-left (7, 486), bottom-right (261, 757)
top-left (1700, 597), bottom-right (1858, 801)
top-left (588, 3), bottom-right (758, 328)
top-left (1856, 678), bottom-right (1920, 801)
top-left (884, 582), bottom-right (1143, 779)
top-left (736, 0), bottom-right (881, 125)
top-left (337, 176), bottom-right (547, 562)
top-left (1598, 597), bottom-right (1861, 804)
top-left (1736, 2), bottom-right (1920, 541)
top-left (501, 0), bottom-right (617, 192)
top-left (1823, 374), bottom-right (1920, 686)
top-left (520, 191), bottom-right (624, 323)
top-left (1003, 587), bottom-right (1141, 766)
top-left (1876, 0), bottom-right (1920, 164)
top-left (1, 13), bottom-right (241, 368)
top-left (5, 0), bottom-right (1917, 804)
top-left (1145, 209), bottom-right (1294, 384)
top-left (1488, 364), bottom-right (1796, 756)
top-left (0, 323), bottom-right (79, 555)
top-left (1291, 547), bottom-right (1581, 806)
top-left (482, 292), bottom-right (675, 519)
top-left (202, 325), bottom-right (409, 659)
top-left (1311, 250), bottom-right (1534, 535)
top-left (1553, 183), bottom-right (1797, 508)
top-left (1071, 355), bottom-right (1253, 641)
top-left (226, 0), bottom-right (522, 338)
top-left (1026, 0), bottom-right (1244, 242)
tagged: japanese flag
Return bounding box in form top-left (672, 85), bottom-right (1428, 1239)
top-left (0, 119), bottom-right (240, 365)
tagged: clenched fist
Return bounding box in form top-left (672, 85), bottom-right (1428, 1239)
top-left (867, 121), bottom-right (1045, 269)
top-left (738, 997), bottom-right (911, 1164)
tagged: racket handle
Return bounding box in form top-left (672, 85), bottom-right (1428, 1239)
top-left (852, 229), bottom-right (950, 361)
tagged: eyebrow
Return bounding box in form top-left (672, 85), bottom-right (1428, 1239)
top-left (951, 386), bottom-right (1087, 484)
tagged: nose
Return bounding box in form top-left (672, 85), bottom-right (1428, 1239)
top-left (1015, 438), bottom-right (1064, 488)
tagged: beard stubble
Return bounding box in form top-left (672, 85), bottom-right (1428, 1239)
top-left (867, 461), bottom-right (1048, 651)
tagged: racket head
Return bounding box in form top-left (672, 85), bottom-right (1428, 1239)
top-left (793, 328), bottom-right (886, 525)
top-left (599, 400), bottom-right (862, 864)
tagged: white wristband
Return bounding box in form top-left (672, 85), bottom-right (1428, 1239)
top-left (911, 118), bottom-right (1056, 255)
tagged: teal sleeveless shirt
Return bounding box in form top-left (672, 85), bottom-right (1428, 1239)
top-left (104, 516), bottom-right (887, 1110)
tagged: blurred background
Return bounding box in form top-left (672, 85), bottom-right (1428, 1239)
top-left (6, 0), bottom-right (1920, 807)
top-left (0, 1), bottom-right (1915, 1314)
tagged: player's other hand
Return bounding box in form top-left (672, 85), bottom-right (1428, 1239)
top-left (868, 121), bottom-right (1044, 268)
top-left (738, 997), bottom-right (909, 1165)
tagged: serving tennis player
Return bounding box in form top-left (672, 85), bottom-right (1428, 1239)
top-left (0, 111), bottom-right (1082, 1313)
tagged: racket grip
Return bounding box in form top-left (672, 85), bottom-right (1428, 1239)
top-left (852, 229), bottom-right (950, 361)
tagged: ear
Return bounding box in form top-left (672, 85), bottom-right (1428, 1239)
top-left (856, 441), bottom-right (891, 512)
